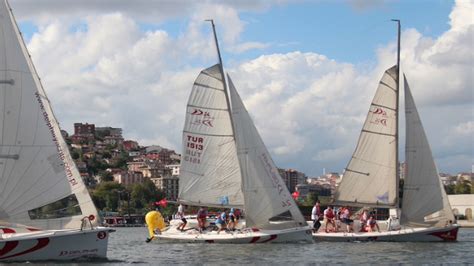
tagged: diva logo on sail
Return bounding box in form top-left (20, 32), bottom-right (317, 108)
top-left (190, 108), bottom-right (214, 127)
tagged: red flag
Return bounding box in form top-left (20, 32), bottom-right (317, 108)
top-left (292, 191), bottom-right (300, 200)
top-left (155, 199), bottom-right (168, 207)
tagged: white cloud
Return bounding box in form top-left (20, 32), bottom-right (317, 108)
top-left (17, 0), bottom-right (473, 176)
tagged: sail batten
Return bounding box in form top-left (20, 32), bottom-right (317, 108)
top-left (334, 65), bottom-right (398, 208)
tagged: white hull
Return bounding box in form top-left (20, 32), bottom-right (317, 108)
top-left (0, 227), bottom-right (114, 261)
top-left (153, 226), bottom-right (313, 244)
top-left (313, 224), bottom-right (460, 242)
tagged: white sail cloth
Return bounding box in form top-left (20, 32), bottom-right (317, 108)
top-left (228, 76), bottom-right (307, 229)
top-left (401, 75), bottom-right (455, 227)
top-left (0, 0), bottom-right (99, 229)
top-left (334, 66), bottom-right (398, 207)
top-left (179, 64), bottom-right (244, 207)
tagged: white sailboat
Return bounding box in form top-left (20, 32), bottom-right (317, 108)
top-left (0, 0), bottom-right (113, 261)
top-left (152, 20), bottom-right (312, 243)
top-left (313, 20), bottom-right (459, 242)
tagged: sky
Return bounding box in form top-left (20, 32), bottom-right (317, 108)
top-left (7, 0), bottom-right (473, 177)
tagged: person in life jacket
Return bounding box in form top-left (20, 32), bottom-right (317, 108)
top-left (215, 210), bottom-right (228, 234)
top-left (340, 206), bottom-right (354, 232)
top-left (311, 200), bottom-right (322, 233)
top-left (365, 216), bottom-right (380, 233)
top-left (324, 206), bottom-right (337, 233)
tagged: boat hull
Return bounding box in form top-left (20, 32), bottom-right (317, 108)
top-left (153, 226), bottom-right (313, 244)
top-left (313, 225), bottom-right (460, 242)
top-left (0, 227), bottom-right (114, 262)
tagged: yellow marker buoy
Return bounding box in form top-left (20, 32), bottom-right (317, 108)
top-left (145, 210), bottom-right (166, 242)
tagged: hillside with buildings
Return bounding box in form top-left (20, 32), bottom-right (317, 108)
top-left (64, 123), bottom-right (472, 224)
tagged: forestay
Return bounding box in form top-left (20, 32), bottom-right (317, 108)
top-left (179, 64), bottom-right (244, 207)
top-left (0, 0), bottom-right (99, 230)
top-left (401, 76), bottom-right (454, 227)
top-left (228, 76), bottom-right (306, 229)
top-left (334, 66), bottom-right (398, 207)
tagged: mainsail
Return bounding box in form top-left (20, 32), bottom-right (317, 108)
top-left (0, 0), bottom-right (99, 229)
top-left (179, 64), bottom-right (244, 207)
top-left (401, 75), bottom-right (455, 227)
top-left (228, 76), bottom-right (307, 229)
top-left (334, 66), bottom-right (398, 207)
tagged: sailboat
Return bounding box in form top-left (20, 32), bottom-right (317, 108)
top-left (313, 20), bottom-right (459, 242)
top-left (152, 20), bottom-right (312, 243)
top-left (0, 0), bottom-right (113, 261)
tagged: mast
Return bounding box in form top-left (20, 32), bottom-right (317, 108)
top-left (391, 19), bottom-right (401, 208)
top-left (205, 19), bottom-right (237, 138)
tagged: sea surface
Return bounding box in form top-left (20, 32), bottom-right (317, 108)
top-left (7, 227), bottom-right (474, 265)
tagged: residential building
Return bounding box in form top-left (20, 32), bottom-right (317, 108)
top-left (113, 170), bottom-right (145, 186)
top-left (96, 126), bottom-right (122, 137)
top-left (165, 164), bottom-right (180, 176)
top-left (123, 140), bottom-right (139, 151)
top-left (279, 168), bottom-right (306, 193)
top-left (162, 175), bottom-right (179, 200)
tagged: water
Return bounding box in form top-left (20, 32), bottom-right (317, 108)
top-left (9, 227), bottom-right (474, 264)
top-left (110, 227), bottom-right (474, 264)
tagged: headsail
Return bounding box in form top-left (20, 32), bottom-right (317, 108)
top-left (179, 64), bottom-right (244, 207)
top-left (401, 75), bottom-right (455, 227)
top-left (334, 66), bottom-right (398, 208)
top-left (0, 0), bottom-right (99, 229)
top-left (228, 75), bottom-right (307, 229)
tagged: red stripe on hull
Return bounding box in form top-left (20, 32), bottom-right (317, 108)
top-left (1, 228), bottom-right (16, 234)
top-left (249, 237), bottom-right (261, 243)
top-left (0, 238), bottom-right (50, 260)
top-left (0, 241), bottom-right (19, 257)
top-left (429, 227), bottom-right (459, 241)
top-left (259, 235), bottom-right (277, 243)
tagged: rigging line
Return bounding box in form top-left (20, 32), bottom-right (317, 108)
top-left (183, 130), bottom-right (233, 137)
top-left (350, 156), bottom-right (396, 168)
top-left (193, 82), bottom-right (223, 92)
top-left (379, 80), bottom-right (397, 93)
top-left (345, 168), bottom-right (369, 176)
top-left (0, 144), bottom-right (55, 147)
top-left (187, 104), bottom-right (228, 111)
top-left (361, 129), bottom-right (396, 137)
top-left (200, 68), bottom-right (222, 81)
top-left (371, 103), bottom-right (396, 112)
top-left (9, 197), bottom-right (98, 217)
top-left (1, 145), bottom-right (41, 201)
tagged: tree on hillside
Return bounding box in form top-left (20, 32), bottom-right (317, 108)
top-left (98, 170), bottom-right (114, 182)
top-left (91, 182), bottom-right (125, 211)
top-left (130, 179), bottom-right (165, 214)
top-left (455, 180), bottom-right (472, 194)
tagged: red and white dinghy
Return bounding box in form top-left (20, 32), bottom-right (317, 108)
top-left (155, 226), bottom-right (311, 244)
top-left (0, 0), bottom-right (113, 261)
top-left (0, 223), bottom-right (114, 261)
top-left (313, 224), bottom-right (460, 242)
top-left (150, 20), bottom-right (312, 244)
top-left (314, 21), bottom-right (460, 243)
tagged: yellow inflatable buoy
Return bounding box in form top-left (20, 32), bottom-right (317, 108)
top-left (145, 210), bottom-right (166, 242)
